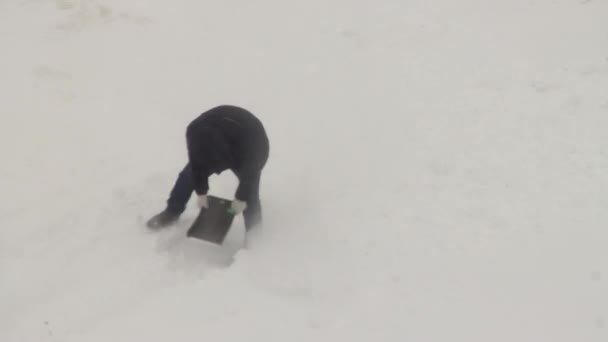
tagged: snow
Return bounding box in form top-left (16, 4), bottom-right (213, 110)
top-left (1, 0), bottom-right (607, 340)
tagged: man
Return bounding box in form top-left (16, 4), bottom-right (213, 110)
top-left (146, 105), bottom-right (269, 231)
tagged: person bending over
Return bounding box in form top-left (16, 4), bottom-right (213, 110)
top-left (146, 105), bottom-right (269, 231)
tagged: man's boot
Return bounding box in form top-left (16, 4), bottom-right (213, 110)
top-left (146, 208), bottom-right (180, 229)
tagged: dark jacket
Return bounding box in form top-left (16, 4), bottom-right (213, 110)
top-left (185, 105), bottom-right (269, 201)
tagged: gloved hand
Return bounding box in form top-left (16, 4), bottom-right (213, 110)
top-left (197, 194), bottom-right (209, 209)
top-left (229, 199), bottom-right (247, 215)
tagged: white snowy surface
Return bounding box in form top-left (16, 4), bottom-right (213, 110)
top-left (1, 0), bottom-right (607, 341)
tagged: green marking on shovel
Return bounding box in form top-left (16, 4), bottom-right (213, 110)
top-left (227, 208), bottom-right (235, 215)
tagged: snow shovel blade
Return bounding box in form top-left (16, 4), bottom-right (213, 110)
top-left (186, 195), bottom-right (235, 245)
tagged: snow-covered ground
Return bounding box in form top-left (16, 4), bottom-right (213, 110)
top-left (1, 0), bottom-right (607, 340)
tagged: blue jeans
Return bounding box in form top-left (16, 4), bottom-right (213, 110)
top-left (166, 163), bottom-right (196, 215)
top-left (166, 163), bottom-right (263, 230)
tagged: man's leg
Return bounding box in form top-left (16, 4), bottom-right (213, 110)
top-left (147, 163), bottom-right (194, 229)
top-left (242, 172), bottom-right (262, 231)
top-left (166, 162), bottom-right (195, 215)
top-left (243, 138), bottom-right (269, 231)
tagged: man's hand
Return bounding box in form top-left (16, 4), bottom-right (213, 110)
top-left (197, 195), bottom-right (209, 208)
top-left (230, 199), bottom-right (247, 215)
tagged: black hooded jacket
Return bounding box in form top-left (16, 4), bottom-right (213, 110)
top-left (185, 105), bottom-right (269, 201)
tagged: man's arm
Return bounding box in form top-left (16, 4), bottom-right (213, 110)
top-left (186, 123), bottom-right (209, 196)
top-left (190, 162), bottom-right (209, 196)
